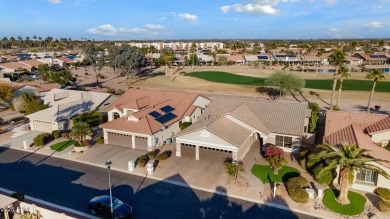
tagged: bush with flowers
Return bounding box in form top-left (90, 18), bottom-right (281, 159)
top-left (265, 146), bottom-right (287, 174)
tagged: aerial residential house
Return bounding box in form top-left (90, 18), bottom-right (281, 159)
top-left (175, 97), bottom-right (311, 162)
top-left (244, 54), bottom-right (273, 65)
top-left (323, 111), bottom-right (390, 192)
top-left (100, 89), bottom-right (210, 151)
top-left (354, 52), bottom-right (390, 65)
top-left (227, 55), bottom-right (245, 65)
top-left (55, 57), bottom-right (74, 67)
top-left (271, 53), bottom-right (301, 65)
top-left (26, 89), bottom-right (112, 132)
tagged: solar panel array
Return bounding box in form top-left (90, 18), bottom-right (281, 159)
top-left (155, 112), bottom-right (177, 124)
top-left (257, 56), bottom-right (268, 60)
top-left (160, 105), bottom-right (175, 113)
top-left (149, 111), bottom-right (162, 118)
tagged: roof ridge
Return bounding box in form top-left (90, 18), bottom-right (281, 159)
top-left (144, 115), bottom-right (153, 134)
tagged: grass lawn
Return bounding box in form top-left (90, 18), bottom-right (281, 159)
top-left (322, 189), bottom-right (366, 216)
top-left (50, 140), bottom-right (75, 152)
top-left (187, 71), bottom-right (390, 93)
top-left (251, 164), bottom-right (300, 183)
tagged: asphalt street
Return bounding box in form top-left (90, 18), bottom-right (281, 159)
top-left (0, 147), bottom-right (317, 219)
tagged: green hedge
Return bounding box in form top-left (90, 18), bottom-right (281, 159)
top-left (72, 111), bottom-right (102, 127)
top-left (33, 133), bottom-right (52, 146)
top-left (286, 176), bottom-right (309, 204)
top-left (312, 163), bottom-right (336, 185)
top-left (156, 152), bottom-right (168, 161)
top-left (137, 155), bottom-right (148, 167)
top-left (96, 134), bottom-right (104, 144)
top-left (374, 187), bottom-right (390, 201)
top-left (180, 122), bottom-right (192, 130)
top-left (378, 199), bottom-right (390, 213)
top-left (52, 130), bottom-right (61, 139)
top-left (148, 150), bottom-right (157, 160)
top-left (298, 149), bottom-right (309, 170)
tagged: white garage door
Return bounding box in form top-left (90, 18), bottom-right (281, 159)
top-left (32, 120), bottom-right (53, 132)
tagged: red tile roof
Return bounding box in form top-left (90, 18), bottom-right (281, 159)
top-left (0, 80), bottom-right (25, 91)
top-left (101, 89), bottom-right (200, 134)
top-left (323, 111), bottom-right (390, 166)
top-left (24, 81), bottom-right (61, 92)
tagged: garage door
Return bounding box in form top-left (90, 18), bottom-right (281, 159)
top-left (134, 136), bottom-right (148, 150)
top-left (32, 120), bottom-right (53, 132)
top-left (181, 143), bottom-right (196, 157)
top-left (107, 132), bottom-right (132, 148)
top-left (199, 146), bottom-right (232, 162)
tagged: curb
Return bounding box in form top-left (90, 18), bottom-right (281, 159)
top-left (4, 145), bottom-right (333, 219)
top-left (0, 187), bottom-right (100, 219)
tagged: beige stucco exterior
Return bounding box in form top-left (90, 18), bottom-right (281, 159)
top-left (371, 130), bottom-right (390, 146)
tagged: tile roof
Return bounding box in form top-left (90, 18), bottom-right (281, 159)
top-left (24, 81), bottom-right (61, 92)
top-left (0, 62), bottom-right (30, 71)
top-left (323, 111), bottom-right (390, 165)
top-left (57, 57), bottom-right (73, 63)
top-left (100, 89), bottom-right (201, 134)
top-left (366, 116), bottom-right (390, 134)
top-left (0, 80), bottom-right (25, 91)
top-left (20, 60), bottom-right (44, 68)
top-left (177, 96), bottom-right (310, 146)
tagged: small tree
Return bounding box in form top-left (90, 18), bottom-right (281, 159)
top-left (308, 102), bottom-right (320, 133)
top-left (265, 146), bottom-right (287, 174)
top-left (0, 84), bottom-right (14, 101)
top-left (224, 159), bottom-right (245, 181)
top-left (265, 71), bottom-right (305, 98)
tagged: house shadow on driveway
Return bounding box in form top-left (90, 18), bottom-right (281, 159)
top-left (0, 147), bottom-right (303, 219)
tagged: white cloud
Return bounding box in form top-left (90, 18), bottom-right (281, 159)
top-left (164, 31), bottom-right (176, 36)
top-left (48, 0), bottom-right (61, 3)
top-left (326, 27), bottom-right (360, 38)
top-left (220, 5), bottom-right (232, 13)
top-left (231, 3), bottom-right (278, 15)
top-left (144, 24), bottom-right (166, 30)
top-left (220, 0), bottom-right (300, 15)
top-left (87, 24), bottom-right (153, 37)
top-left (362, 21), bottom-right (383, 29)
top-left (325, 0), bottom-right (337, 4)
top-left (177, 13), bottom-right (198, 22)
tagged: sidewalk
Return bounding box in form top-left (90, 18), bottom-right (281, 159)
top-left (2, 131), bottom-right (385, 219)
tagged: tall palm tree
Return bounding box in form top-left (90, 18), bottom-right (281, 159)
top-left (70, 121), bottom-right (92, 144)
top-left (366, 68), bottom-right (386, 113)
top-left (315, 143), bottom-right (389, 205)
top-left (328, 50), bottom-right (346, 109)
top-left (335, 64), bottom-right (350, 107)
top-left (190, 42), bottom-right (197, 70)
top-left (218, 56), bottom-right (228, 66)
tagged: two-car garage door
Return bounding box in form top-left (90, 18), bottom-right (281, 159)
top-left (107, 132), bottom-right (148, 150)
top-left (181, 143), bottom-right (232, 162)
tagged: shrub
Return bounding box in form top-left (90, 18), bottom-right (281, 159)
top-left (298, 149), bottom-right (309, 170)
top-left (331, 105), bottom-right (340, 111)
top-left (61, 132), bottom-right (69, 139)
top-left (180, 122), bottom-right (192, 130)
top-left (306, 153), bottom-right (320, 169)
top-left (374, 187), bottom-right (390, 201)
top-left (52, 130), bottom-right (61, 139)
top-left (137, 155), bottom-right (148, 167)
top-left (308, 102), bottom-right (320, 133)
top-left (286, 176), bottom-right (309, 204)
top-left (9, 103), bottom-right (15, 111)
top-left (72, 111), bottom-right (102, 127)
top-left (156, 152), bottom-right (168, 161)
top-left (107, 89), bottom-right (115, 95)
top-left (74, 141), bottom-right (81, 146)
top-left (98, 84), bottom-right (103, 88)
top-left (148, 151), bottom-right (157, 160)
top-left (82, 140), bottom-right (91, 146)
top-left (11, 117), bottom-right (22, 122)
top-left (265, 146), bottom-right (287, 173)
top-left (378, 199), bottom-right (390, 213)
top-left (96, 134), bottom-right (104, 144)
top-left (34, 135), bottom-right (45, 146)
top-left (312, 163), bottom-right (335, 185)
top-left (10, 192), bottom-right (24, 201)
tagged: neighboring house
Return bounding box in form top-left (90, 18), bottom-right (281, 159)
top-left (22, 81), bottom-right (61, 96)
top-left (363, 64), bottom-right (390, 73)
top-left (354, 52), bottom-right (390, 65)
top-left (175, 97), bottom-right (311, 161)
top-left (100, 89), bottom-right (210, 151)
top-left (26, 89), bottom-right (112, 132)
top-left (271, 53), bottom-right (301, 65)
top-left (244, 54), bottom-right (273, 64)
top-left (227, 55), bottom-right (245, 65)
top-left (55, 57), bottom-right (75, 67)
top-left (323, 111), bottom-right (390, 192)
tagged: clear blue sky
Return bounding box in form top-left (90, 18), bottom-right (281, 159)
top-left (1, 0), bottom-right (389, 40)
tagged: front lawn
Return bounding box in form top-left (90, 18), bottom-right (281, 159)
top-left (50, 140), bottom-right (75, 152)
top-left (322, 189), bottom-right (366, 216)
top-left (251, 164), bottom-right (300, 183)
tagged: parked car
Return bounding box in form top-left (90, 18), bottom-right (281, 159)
top-left (89, 195), bottom-right (133, 219)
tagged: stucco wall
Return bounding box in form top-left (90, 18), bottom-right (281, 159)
top-left (193, 96), bottom-right (210, 108)
top-left (266, 133), bottom-right (301, 152)
top-left (152, 121), bottom-right (181, 146)
top-left (237, 136), bottom-right (255, 160)
top-left (371, 131), bottom-right (390, 144)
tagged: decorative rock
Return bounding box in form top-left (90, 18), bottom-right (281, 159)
top-left (128, 161), bottom-right (134, 172)
top-left (305, 188), bottom-right (315, 199)
top-left (146, 163), bottom-right (154, 175)
top-left (317, 189), bottom-right (323, 199)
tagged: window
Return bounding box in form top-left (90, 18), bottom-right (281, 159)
top-left (275, 135), bottom-right (293, 148)
top-left (356, 169), bottom-right (377, 184)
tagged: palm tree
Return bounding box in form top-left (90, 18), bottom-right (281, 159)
top-left (37, 64), bottom-right (51, 83)
top-left (70, 121), bottom-right (92, 144)
top-left (218, 56), bottom-right (228, 66)
top-left (315, 143), bottom-right (389, 205)
top-left (335, 64), bottom-right (349, 108)
top-left (190, 43), bottom-right (197, 70)
top-left (366, 69), bottom-right (386, 113)
top-left (160, 49), bottom-right (174, 76)
top-left (328, 50), bottom-right (346, 109)
top-left (378, 39), bottom-right (385, 51)
top-left (224, 159), bottom-right (245, 181)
